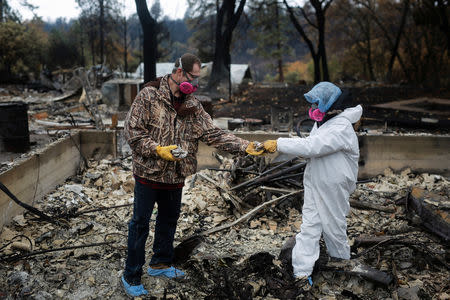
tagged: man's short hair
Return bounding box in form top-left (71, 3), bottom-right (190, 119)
top-left (172, 53), bottom-right (201, 73)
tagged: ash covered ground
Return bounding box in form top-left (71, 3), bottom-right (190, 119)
top-left (0, 154), bottom-right (449, 300)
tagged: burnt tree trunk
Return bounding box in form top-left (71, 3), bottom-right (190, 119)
top-left (80, 26), bottom-right (85, 67)
top-left (209, 3), bottom-right (228, 89)
top-left (123, 16), bottom-right (128, 77)
top-left (208, 0), bottom-right (246, 92)
top-left (363, 0), bottom-right (411, 82)
top-left (284, 0), bottom-right (324, 83)
top-left (99, 0), bottom-right (104, 65)
top-left (275, 2), bottom-right (284, 82)
top-left (386, 0), bottom-right (410, 82)
top-left (88, 17), bottom-right (96, 66)
top-left (435, 0), bottom-right (450, 53)
top-left (135, 0), bottom-right (157, 83)
top-left (365, 21), bottom-right (375, 81)
top-left (313, 0), bottom-right (330, 81)
top-left (0, 0), bottom-right (3, 23)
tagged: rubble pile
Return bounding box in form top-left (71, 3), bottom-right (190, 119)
top-left (0, 82), bottom-right (115, 173)
top-left (0, 154), bottom-right (449, 299)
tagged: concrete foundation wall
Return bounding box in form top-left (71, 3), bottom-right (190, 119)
top-left (0, 130), bottom-right (116, 229)
top-left (358, 135), bottom-right (450, 178)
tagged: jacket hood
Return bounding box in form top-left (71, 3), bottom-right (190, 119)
top-left (336, 105), bottom-right (362, 124)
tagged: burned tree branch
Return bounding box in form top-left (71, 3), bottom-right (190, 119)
top-left (63, 203), bottom-right (133, 218)
top-left (353, 234), bottom-right (449, 269)
top-left (350, 199), bottom-right (396, 213)
top-left (260, 186), bottom-right (299, 194)
top-left (201, 191), bottom-right (302, 236)
top-left (0, 241), bottom-right (113, 263)
top-left (231, 162), bottom-right (306, 191)
top-left (405, 187), bottom-right (449, 241)
top-left (198, 173), bottom-right (243, 211)
top-left (280, 236), bottom-right (393, 286)
top-left (320, 259), bottom-right (393, 286)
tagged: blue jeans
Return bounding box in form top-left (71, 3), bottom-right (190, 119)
top-left (123, 181), bottom-right (182, 285)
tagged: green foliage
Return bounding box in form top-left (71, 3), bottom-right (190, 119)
top-left (284, 60), bottom-right (312, 84)
top-left (46, 28), bottom-right (82, 70)
top-left (0, 20), bottom-right (47, 81)
top-left (263, 72), bottom-right (277, 82)
top-left (284, 71), bottom-right (301, 84)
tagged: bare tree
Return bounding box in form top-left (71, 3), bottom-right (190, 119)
top-left (188, 0), bottom-right (246, 93)
top-left (0, 0), bottom-right (4, 23)
top-left (356, 0), bottom-right (411, 82)
top-left (122, 14), bottom-right (128, 77)
top-left (209, 0), bottom-right (247, 92)
top-left (284, 0), bottom-right (333, 83)
top-left (332, 0), bottom-right (376, 80)
top-left (248, 0), bottom-right (293, 82)
top-left (135, 0), bottom-right (157, 82)
top-left (414, 0), bottom-right (450, 54)
top-left (77, 0), bottom-right (120, 66)
top-left (100, 0), bottom-right (105, 64)
top-left (274, 2), bottom-right (284, 82)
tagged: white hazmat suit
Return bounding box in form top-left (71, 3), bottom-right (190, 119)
top-left (277, 104), bottom-right (363, 277)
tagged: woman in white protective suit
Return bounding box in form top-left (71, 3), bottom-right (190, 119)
top-left (263, 82), bottom-right (363, 284)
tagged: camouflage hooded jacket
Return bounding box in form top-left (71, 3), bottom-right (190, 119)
top-left (125, 75), bottom-right (250, 184)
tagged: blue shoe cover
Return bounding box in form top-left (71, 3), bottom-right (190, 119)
top-left (147, 266), bottom-right (185, 278)
top-left (121, 275), bottom-right (148, 297)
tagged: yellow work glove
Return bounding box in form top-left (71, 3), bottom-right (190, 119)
top-left (156, 145), bottom-right (178, 161)
top-left (245, 142), bottom-right (264, 156)
top-left (263, 140), bottom-right (277, 153)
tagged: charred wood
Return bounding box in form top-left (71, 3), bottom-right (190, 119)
top-left (350, 199), bottom-right (396, 212)
top-left (405, 187), bottom-right (450, 241)
top-left (231, 162), bottom-right (306, 191)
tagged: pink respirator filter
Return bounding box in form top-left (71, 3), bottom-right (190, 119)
top-left (179, 82), bottom-right (197, 94)
top-left (309, 108), bottom-right (326, 122)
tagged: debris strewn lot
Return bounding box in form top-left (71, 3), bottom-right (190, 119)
top-left (0, 154), bottom-right (449, 299)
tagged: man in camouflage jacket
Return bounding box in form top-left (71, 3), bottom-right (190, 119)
top-left (121, 53), bottom-right (262, 297)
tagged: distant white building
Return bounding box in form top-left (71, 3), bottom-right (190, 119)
top-left (132, 62), bottom-right (252, 89)
top-left (200, 62), bottom-right (252, 87)
top-left (133, 62), bottom-right (174, 79)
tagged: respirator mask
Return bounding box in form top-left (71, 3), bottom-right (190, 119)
top-left (308, 103), bottom-right (326, 122)
top-left (170, 57), bottom-right (199, 94)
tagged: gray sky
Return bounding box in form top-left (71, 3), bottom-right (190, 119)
top-left (9, 0), bottom-right (188, 22)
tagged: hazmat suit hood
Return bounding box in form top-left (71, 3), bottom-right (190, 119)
top-left (332, 104), bottom-right (363, 124)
